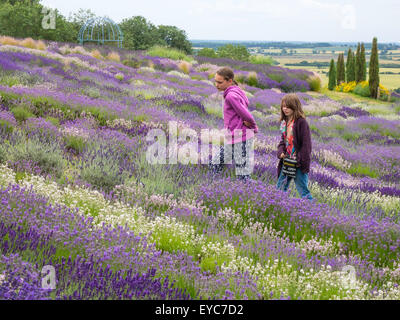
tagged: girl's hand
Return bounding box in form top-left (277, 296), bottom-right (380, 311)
top-left (243, 121), bottom-right (252, 128)
top-left (280, 153), bottom-right (285, 159)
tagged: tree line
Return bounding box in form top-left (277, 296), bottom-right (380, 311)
top-left (328, 38), bottom-right (380, 99)
top-left (196, 45), bottom-right (250, 61)
top-left (0, 0), bottom-right (192, 54)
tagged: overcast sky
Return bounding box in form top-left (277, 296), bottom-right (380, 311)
top-left (40, 0), bottom-right (400, 43)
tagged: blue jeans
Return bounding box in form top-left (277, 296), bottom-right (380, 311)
top-left (276, 167), bottom-right (313, 201)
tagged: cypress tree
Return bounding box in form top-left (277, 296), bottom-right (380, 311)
top-left (369, 37), bottom-right (380, 99)
top-left (361, 43), bottom-right (367, 81)
top-left (337, 53), bottom-right (345, 84)
top-left (328, 59), bottom-right (336, 90)
top-left (336, 54), bottom-right (341, 85)
top-left (350, 50), bottom-right (355, 82)
top-left (342, 53), bottom-right (346, 83)
top-left (355, 43), bottom-right (361, 83)
top-left (346, 49), bottom-right (355, 82)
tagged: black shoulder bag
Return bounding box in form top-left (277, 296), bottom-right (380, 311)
top-left (282, 121), bottom-right (297, 178)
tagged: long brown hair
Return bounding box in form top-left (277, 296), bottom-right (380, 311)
top-left (216, 67), bottom-right (239, 86)
top-left (279, 93), bottom-right (306, 122)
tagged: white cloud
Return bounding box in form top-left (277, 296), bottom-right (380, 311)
top-left (301, 0), bottom-right (357, 30)
top-left (301, 0), bottom-right (341, 11)
top-left (188, 0), bottom-right (293, 18)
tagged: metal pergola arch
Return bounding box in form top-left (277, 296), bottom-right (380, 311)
top-left (78, 16), bottom-right (123, 48)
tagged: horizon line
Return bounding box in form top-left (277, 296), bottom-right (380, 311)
top-left (189, 39), bottom-right (400, 44)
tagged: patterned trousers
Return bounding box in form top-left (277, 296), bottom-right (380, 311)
top-left (208, 138), bottom-right (254, 181)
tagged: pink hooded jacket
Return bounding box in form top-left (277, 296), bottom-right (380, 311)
top-left (223, 85), bottom-right (258, 144)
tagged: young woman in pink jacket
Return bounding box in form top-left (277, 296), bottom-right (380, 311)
top-left (209, 67), bottom-right (258, 181)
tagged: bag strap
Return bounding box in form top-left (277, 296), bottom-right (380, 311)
top-left (284, 119), bottom-right (295, 157)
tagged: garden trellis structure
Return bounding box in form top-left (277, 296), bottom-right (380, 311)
top-left (78, 17), bottom-right (124, 48)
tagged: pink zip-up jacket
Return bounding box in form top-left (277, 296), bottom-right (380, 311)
top-left (223, 85), bottom-right (258, 144)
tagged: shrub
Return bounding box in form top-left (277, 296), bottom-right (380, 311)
top-left (204, 96), bottom-right (223, 118)
top-left (197, 48), bottom-right (217, 58)
top-left (115, 73), bottom-right (124, 81)
top-left (11, 105), bottom-right (35, 123)
top-left (0, 144), bottom-right (7, 163)
top-left (378, 84), bottom-right (390, 97)
top-left (122, 59), bottom-right (141, 69)
top-left (83, 107), bottom-right (115, 126)
top-left (178, 61), bottom-right (191, 74)
top-left (84, 87), bottom-right (101, 99)
top-left (138, 66), bottom-right (155, 73)
top-left (379, 93), bottom-right (389, 102)
top-left (354, 82), bottom-right (371, 97)
top-left (0, 74), bottom-right (20, 87)
top-left (167, 70), bottom-right (190, 79)
top-left (235, 73), bottom-right (245, 84)
top-left (249, 55), bottom-right (277, 65)
top-left (246, 72), bottom-right (258, 87)
top-left (0, 70), bottom-right (42, 87)
top-left (80, 152), bottom-right (130, 192)
top-left (20, 38), bottom-right (37, 49)
top-left (280, 78), bottom-right (310, 92)
top-left (58, 45), bottom-right (71, 55)
top-left (341, 131), bottom-right (360, 142)
top-left (267, 73), bottom-right (284, 83)
top-left (190, 75), bottom-right (204, 81)
top-left (0, 119), bottom-right (14, 134)
top-left (347, 163), bottom-right (379, 178)
top-left (64, 135), bottom-right (86, 154)
top-left (132, 154), bottom-right (188, 197)
top-left (0, 36), bottom-right (19, 46)
top-left (146, 46), bottom-right (192, 62)
top-left (69, 46), bottom-right (88, 55)
top-left (176, 104), bottom-right (203, 114)
top-left (91, 49), bottom-right (103, 60)
top-left (8, 138), bottom-right (65, 178)
top-left (45, 116), bottom-right (60, 126)
top-left (335, 81), bottom-right (357, 93)
top-left (133, 114), bottom-right (150, 123)
top-left (106, 51), bottom-right (121, 62)
top-left (333, 123), bottom-right (346, 132)
top-left (307, 76), bottom-right (322, 92)
top-left (36, 40), bottom-right (47, 51)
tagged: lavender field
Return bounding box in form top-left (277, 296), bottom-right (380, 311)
top-left (0, 38), bottom-right (400, 300)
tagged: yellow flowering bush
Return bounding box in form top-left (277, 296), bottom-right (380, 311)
top-left (379, 84), bottom-right (389, 96)
top-left (335, 83), bottom-right (344, 92)
top-left (335, 81), bottom-right (357, 93)
top-left (344, 81), bottom-right (357, 93)
top-left (335, 81), bottom-right (390, 100)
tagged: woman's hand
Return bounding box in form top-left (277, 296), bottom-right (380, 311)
top-left (280, 153), bottom-right (286, 159)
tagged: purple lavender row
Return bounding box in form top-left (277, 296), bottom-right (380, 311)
top-left (197, 178), bottom-right (400, 268)
top-left (0, 222), bottom-right (189, 300)
top-left (0, 184), bottom-right (261, 299)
